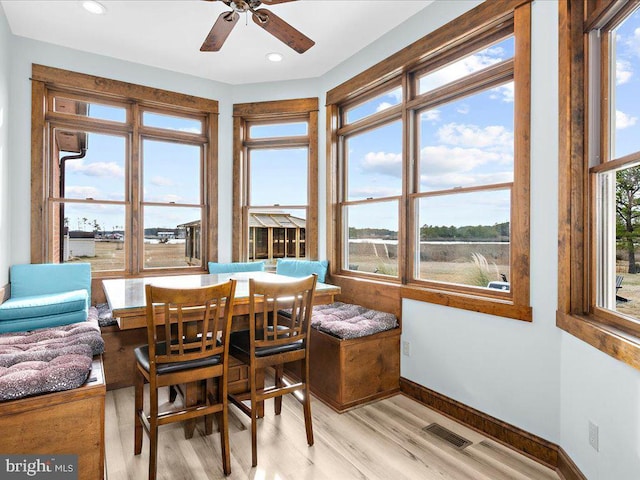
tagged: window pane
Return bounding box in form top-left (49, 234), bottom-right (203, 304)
top-left (54, 96), bottom-right (126, 123)
top-left (248, 208), bottom-right (306, 263)
top-left (612, 7), bottom-right (640, 159)
top-left (250, 122), bottom-right (308, 138)
top-left (58, 130), bottom-right (126, 201)
top-left (416, 189), bottom-right (510, 288)
top-left (346, 120), bottom-right (402, 201)
top-left (250, 148), bottom-right (307, 205)
top-left (345, 87), bottom-right (402, 124)
top-left (142, 111), bottom-right (203, 134)
top-left (143, 139), bottom-right (201, 205)
top-left (418, 36), bottom-right (514, 95)
top-left (61, 203), bottom-right (126, 272)
top-left (596, 165), bottom-right (640, 318)
top-left (345, 202), bottom-right (398, 276)
top-left (418, 84), bottom-right (514, 192)
top-left (143, 206), bottom-right (202, 268)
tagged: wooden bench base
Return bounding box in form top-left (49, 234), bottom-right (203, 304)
top-left (0, 357), bottom-right (106, 480)
top-left (288, 327), bottom-right (401, 412)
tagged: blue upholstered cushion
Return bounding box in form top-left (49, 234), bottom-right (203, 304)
top-left (0, 290), bottom-right (89, 321)
top-left (208, 261), bottom-right (265, 274)
top-left (275, 259), bottom-right (328, 283)
top-left (9, 263), bottom-right (91, 299)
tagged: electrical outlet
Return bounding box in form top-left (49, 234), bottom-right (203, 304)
top-left (589, 421), bottom-right (599, 452)
top-left (402, 340), bottom-right (410, 356)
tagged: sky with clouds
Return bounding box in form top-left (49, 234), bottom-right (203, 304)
top-left (614, 8), bottom-right (640, 158)
top-left (345, 37), bottom-right (515, 231)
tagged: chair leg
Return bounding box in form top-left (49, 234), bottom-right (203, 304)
top-left (220, 398), bottom-right (231, 475)
top-left (169, 385), bottom-right (178, 403)
top-left (274, 364), bottom-right (284, 415)
top-left (302, 383), bottom-right (314, 446)
top-left (302, 359), bottom-right (314, 446)
top-left (250, 371), bottom-right (258, 467)
top-left (148, 386), bottom-right (159, 480)
top-left (205, 379), bottom-right (214, 436)
top-left (134, 370), bottom-right (144, 455)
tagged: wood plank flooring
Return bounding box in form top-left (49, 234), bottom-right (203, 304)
top-left (105, 387), bottom-right (559, 480)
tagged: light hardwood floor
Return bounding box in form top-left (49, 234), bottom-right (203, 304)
top-left (105, 387), bottom-right (559, 480)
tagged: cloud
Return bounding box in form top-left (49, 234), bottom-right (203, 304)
top-left (616, 109), bottom-right (638, 129)
top-left (436, 123), bottom-right (514, 150)
top-left (420, 109), bottom-right (441, 122)
top-left (616, 60), bottom-right (633, 85)
top-left (490, 82), bottom-right (514, 103)
top-left (419, 145), bottom-right (510, 174)
top-left (361, 151), bottom-right (402, 177)
top-left (376, 102), bottom-right (394, 113)
top-left (65, 186), bottom-right (101, 198)
top-left (624, 26), bottom-right (640, 58)
top-left (66, 159), bottom-right (124, 177)
top-left (349, 186), bottom-right (401, 198)
top-left (420, 50), bottom-right (506, 93)
top-left (151, 176), bottom-right (175, 187)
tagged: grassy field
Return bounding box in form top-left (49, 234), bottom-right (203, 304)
top-left (68, 240), bottom-right (196, 271)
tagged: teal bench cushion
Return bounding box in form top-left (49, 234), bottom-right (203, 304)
top-left (0, 290), bottom-right (89, 321)
top-left (275, 259), bottom-right (328, 283)
top-left (208, 261), bottom-right (265, 274)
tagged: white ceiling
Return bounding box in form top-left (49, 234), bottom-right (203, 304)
top-left (1, 0), bottom-right (432, 85)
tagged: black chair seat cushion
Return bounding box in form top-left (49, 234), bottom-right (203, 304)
top-left (134, 342), bottom-right (221, 375)
top-left (229, 329), bottom-right (303, 358)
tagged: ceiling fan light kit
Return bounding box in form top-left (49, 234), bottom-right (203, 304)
top-left (201, 0), bottom-right (315, 54)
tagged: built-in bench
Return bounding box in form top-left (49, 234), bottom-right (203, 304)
top-left (0, 309), bottom-right (106, 479)
top-left (287, 302), bottom-right (401, 412)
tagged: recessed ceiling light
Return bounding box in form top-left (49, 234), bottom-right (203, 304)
top-left (82, 1), bottom-right (107, 15)
top-left (266, 52), bottom-right (283, 63)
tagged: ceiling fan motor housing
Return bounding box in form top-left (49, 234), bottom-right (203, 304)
top-left (230, 0), bottom-right (262, 13)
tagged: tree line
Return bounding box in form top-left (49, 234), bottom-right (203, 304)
top-left (349, 222), bottom-right (510, 242)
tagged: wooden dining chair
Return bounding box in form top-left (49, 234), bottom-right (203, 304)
top-left (134, 280), bottom-right (237, 480)
top-left (228, 274), bottom-right (317, 467)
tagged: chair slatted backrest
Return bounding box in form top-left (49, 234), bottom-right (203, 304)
top-left (249, 275), bottom-right (317, 350)
top-left (144, 280), bottom-right (236, 368)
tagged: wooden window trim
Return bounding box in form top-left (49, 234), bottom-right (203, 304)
top-left (326, 1), bottom-right (532, 321)
top-left (31, 64), bottom-right (218, 276)
top-left (558, 0), bottom-right (640, 371)
top-left (232, 98), bottom-right (319, 262)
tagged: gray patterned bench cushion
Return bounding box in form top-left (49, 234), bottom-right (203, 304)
top-left (0, 307), bottom-right (104, 401)
top-left (311, 302), bottom-right (398, 340)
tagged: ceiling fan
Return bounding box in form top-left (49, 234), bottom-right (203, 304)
top-left (201, 0), bottom-right (315, 54)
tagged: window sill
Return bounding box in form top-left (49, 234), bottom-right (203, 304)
top-left (556, 311), bottom-right (640, 371)
top-left (402, 285), bottom-right (532, 322)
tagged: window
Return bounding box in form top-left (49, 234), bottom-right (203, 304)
top-left (559, 0), bottom-right (640, 369)
top-left (327, 1), bottom-right (532, 320)
top-left (232, 99), bottom-right (318, 265)
top-left (31, 65), bottom-right (218, 276)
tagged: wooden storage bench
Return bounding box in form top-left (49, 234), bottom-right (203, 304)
top-left (0, 357), bottom-right (106, 480)
top-left (308, 326), bottom-right (400, 412)
top-left (287, 302), bottom-right (401, 412)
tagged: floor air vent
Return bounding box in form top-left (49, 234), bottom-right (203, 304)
top-left (422, 423), bottom-right (473, 449)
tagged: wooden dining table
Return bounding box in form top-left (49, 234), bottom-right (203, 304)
top-left (103, 271), bottom-right (341, 330)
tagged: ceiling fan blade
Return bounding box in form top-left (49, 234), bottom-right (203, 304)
top-left (261, 0), bottom-right (298, 4)
top-left (200, 11), bottom-right (239, 52)
top-left (252, 8), bottom-right (314, 54)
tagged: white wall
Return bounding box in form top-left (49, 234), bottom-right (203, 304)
top-left (0, 5), bottom-right (9, 284)
top-left (3, 1), bottom-right (640, 478)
